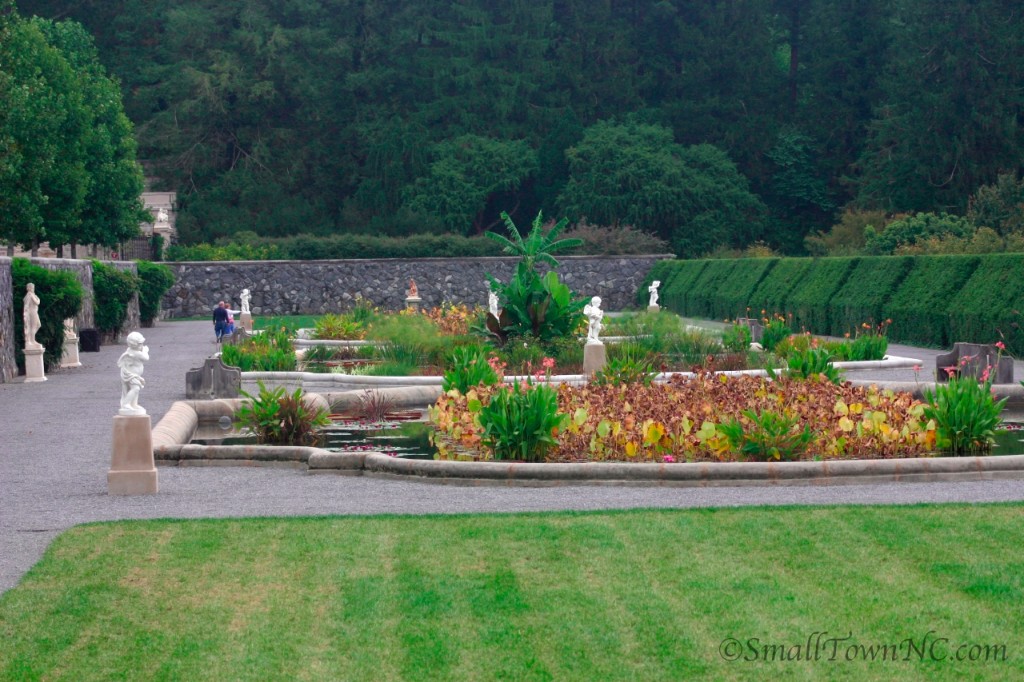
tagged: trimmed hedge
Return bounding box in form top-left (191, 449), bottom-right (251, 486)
top-left (947, 254), bottom-right (1024, 354)
top-left (785, 258), bottom-right (859, 333)
top-left (746, 258), bottom-right (813, 316)
top-left (656, 260), bottom-right (710, 314)
top-left (827, 256), bottom-right (913, 336)
top-left (136, 261), bottom-right (176, 326)
top-left (886, 256), bottom-right (980, 348)
top-left (688, 260), bottom-right (741, 319)
top-left (12, 259), bottom-right (84, 371)
top-left (92, 260), bottom-right (141, 336)
top-left (712, 258), bottom-right (777, 321)
top-left (647, 254), bottom-right (1024, 355)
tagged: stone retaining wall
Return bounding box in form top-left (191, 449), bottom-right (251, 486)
top-left (0, 258), bottom-right (14, 383)
top-left (161, 255), bottom-right (673, 317)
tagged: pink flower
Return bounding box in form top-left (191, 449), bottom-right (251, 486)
top-left (981, 366), bottom-right (991, 382)
top-left (943, 366), bottom-right (957, 378)
top-left (542, 357), bottom-right (556, 369)
top-left (912, 365), bottom-right (922, 372)
top-left (663, 455), bottom-right (675, 463)
top-left (996, 341), bottom-right (1006, 351)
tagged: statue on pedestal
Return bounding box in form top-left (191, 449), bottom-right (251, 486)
top-left (117, 332), bottom-right (149, 415)
top-left (156, 208), bottom-right (169, 224)
top-left (648, 280), bottom-right (661, 308)
top-left (584, 296), bottom-right (604, 345)
top-left (407, 279), bottom-right (419, 298)
top-left (23, 283), bottom-right (42, 350)
top-left (488, 286), bottom-right (499, 319)
top-left (240, 288), bottom-right (251, 315)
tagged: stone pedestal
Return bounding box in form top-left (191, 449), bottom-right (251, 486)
top-left (108, 415), bottom-right (158, 495)
top-left (239, 311), bottom-right (253, 332)
top-left (61, 333), bottom-right (81, 368)
top-left (647, 304), bottom-right (660, 314)
top-left (583, 342), bottom-right (607, 377)
top-left (405, 295), bottom-right (422, 311)
top-left (24, 347), bottom-right (46, 382)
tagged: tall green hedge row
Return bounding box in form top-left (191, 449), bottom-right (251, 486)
top-left (785, 258), bottom-right (858, 334)
top-left (653, 254), bottom-right (1024, 354)
top-left (746, 258), bottom-right (813, 316)
top-left (947, 255), bottom-right (1024, 352)
top-left (884, 256), bottom-right (979, 349)
top-left (687, 260), bottom-right (740, 319)
top-left (827, 256), bottom-right (914, 336)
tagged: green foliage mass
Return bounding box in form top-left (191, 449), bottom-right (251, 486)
top-left (947, 255), bottom-right (1024, 354)
top-left (785, 258), bottom-right (859, 333)
top-left (746, 258), bottom-right (813, 316)
top-left (0, 11), bottom-right (144, 251)
top-left (885, 256), bottom-right (981, 348)
top-left (135, 261), bottom-right (175, 326)
top-left (686, 260), bottom-right (742, 320)
top-left (559, 122), bottom-right (767, 255)
top-left (11, 258), bottom-right (84, 370)
top-left (826, 257), bottom-right (913, 336)
top-left (91, 260), bottom-right (140, 335)
top-left (864, 213), bottom-right (975, 255)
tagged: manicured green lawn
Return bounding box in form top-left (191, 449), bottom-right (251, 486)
top-left (1, 504), bottom-right (1021, 681)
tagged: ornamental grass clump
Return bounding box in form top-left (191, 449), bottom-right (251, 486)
top-left (236, 381), bottom-right (330, 446)
top-left (717, 408), bottom-right (815, 462)
top-left (923, 376), bottom-right (1007, 455)
top-left (221, 328), bottom-right (296, 371)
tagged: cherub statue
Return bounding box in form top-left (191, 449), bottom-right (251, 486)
top-left (117, 332), bottom-right (149, 416)
top-left (487, 285), bottom-right (499, 318)
top-left (408, 279), bottom-right (419, 297)
top-left (156, 207), bottom-right (169, 224)
top-left (240, 288), bottom-right (251, 315)
top-left (583, 296), bottom-right (604, 345)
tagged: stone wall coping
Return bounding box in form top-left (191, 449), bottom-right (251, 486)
top-left (161, 253), bottom-right (675, 266)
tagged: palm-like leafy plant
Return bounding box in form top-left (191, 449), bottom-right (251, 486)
top-left (485, 211), bottom-right (583, 272)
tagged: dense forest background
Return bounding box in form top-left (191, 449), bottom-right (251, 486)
top-left (16, 0), bottom-right (1024, 255)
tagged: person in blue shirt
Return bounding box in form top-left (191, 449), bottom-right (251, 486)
top-left (212, 301), bottom-right (229, 342)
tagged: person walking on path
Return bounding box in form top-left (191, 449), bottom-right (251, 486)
top-left (212, 301), bottom-right (229, 342)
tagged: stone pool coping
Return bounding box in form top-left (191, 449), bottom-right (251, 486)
top-left (152, 385), bottom-right (1024, 487)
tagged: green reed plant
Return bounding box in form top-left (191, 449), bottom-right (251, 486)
top-left (760, 314), bottom-right (793, 353)
top-left (923, 377), bottom-right (1007, 455)
top-left (717, 408), bottom-right (814, 462)
top-left (220, 329), bottom-right (297, 371)
top-left (783, 347), bottom-right (843, 384)
top-left (593, 343), bottom-right (657, 387)
top-left (479, 381), bottom-right (568, 462)
top-left (442, 345), bottom-right (502, 394)
top-left (236, 381), bottom-right (330, 445)
top-left (721, 323), bottom-right (752, 353)
top-left (314, 313), bottom-right (364, 340)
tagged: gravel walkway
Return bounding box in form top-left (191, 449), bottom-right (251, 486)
top-left (2, 320), bottom-right (1024, 594)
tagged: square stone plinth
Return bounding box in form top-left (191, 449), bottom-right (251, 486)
top-left (583, 342), bottom-right (607, 377)
top-left (239, 312), bottom-right (253, 332)
top-left (108, 415), bottom-right (158, 495)
top-left (24, 347), bottom-right (46, 382)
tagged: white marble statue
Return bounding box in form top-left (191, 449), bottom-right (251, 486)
top-left (648, 280), bottom-right (661, 307)
top-left (64, 317), bottom-right (76, 339)
top-left (584, 296), bottom-right (604, 345)
top-left (240, 288), bottom-right (251, 315)
top-left (23, 283), bottom-right (42, 350)
top-left (156, 207), bottom-right (169, 224)
top-left (488, 286), bottom-right (499, 318)
top-left (117, 332), bottom-right (149, 416)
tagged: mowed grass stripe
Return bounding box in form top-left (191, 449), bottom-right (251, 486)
top-left (0, 506), bottom-right (1021, 681)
